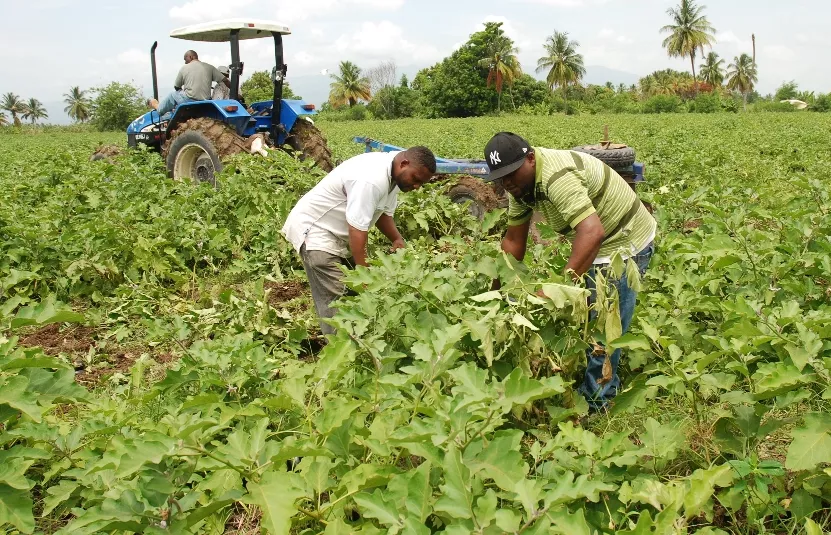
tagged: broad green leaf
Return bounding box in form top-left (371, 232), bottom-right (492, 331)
top-left (10, 296), bottom-right (84, 329)
top-left (0, 458), bottom-right (33, 490)
top-left (354, 489), bottom-right (401, 527)
top-left (512, 312), bottom-right (538, 331)
top-left (786, 413), bottom-right (831, 471)
top-left (467, 432), bottom-right (527, 491)
top-left (403, 461), bottom-right (432, 522)
top-left (540, 283), bottom-right (589, 313)
top-left (752, 361), bottom-right (810, 400)
top-left (784, 343), bottom-right (812, 372)
top-left (245, 471), bottom-right (305, 535)
top-left (0, 376), bottom-right (42, 422)
top-left (640, 417), bottom-right (684, 463)
top-left (549, 507), bottom-right (592, 535)
top-left (470, 290), bottom-right (501, 302)
top-left (337, 464), bottom-right (398, 495)
top-left (804, 519), bottom-right (824, 535)
top-left (608, 333), bottom-right (652, 351)
top-left (501, 368), bottom-right (565, 407)
top-left (300, 457), bottom-right (337, 496)
top-left (789, 488), bottom-right (820, 520)
top-left (684, 464), bottom-right (734, 518)
top-left (0, 483), bottom-right (34, 534)
top-left (543, 471), bottom-right (614, 506)
top-left (42, 480), bottom-right (79, 516)
top-left (434, 445), bottom-right (473, 519)
top-left (472, 489), bottom-right (497, 528)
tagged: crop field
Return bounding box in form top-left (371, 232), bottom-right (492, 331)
top-left (1, 113), bottom-right (830, 534)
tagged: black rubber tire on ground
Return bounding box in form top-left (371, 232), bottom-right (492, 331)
top-left (165, 130), bottom-right (224, 187)
top-left (163, 118), bottom-right (248, 184)
top-left (572, 145), bottom-right (636, 170)
top-left (285, 118), bottom-right (334, 173)
top-left (448, 184), bottom-right (487, 220)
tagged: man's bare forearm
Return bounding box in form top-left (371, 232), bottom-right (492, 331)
top-left (348, 225), bottom-right (370, 267)
top-left (565, 214), bottom-right (605, 277)
top-left (375, 214), bottom-right (404, 247)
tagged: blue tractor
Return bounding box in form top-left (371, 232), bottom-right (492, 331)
top-left (118, 19), bottom-right (332, 184)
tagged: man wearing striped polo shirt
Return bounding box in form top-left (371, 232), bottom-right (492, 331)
top-left (484, 132), bottom-right (656, 410)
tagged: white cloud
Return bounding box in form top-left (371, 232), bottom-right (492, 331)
top-left (169, 0), bottom-right (257, 22)
top-left (294, 51), bottom-right (316, 66)
top-left (763, 44), bottom-right (795, 62)
top-left (513, 0), bottom-right (609, 6)
top-left (117, 48), bottom-right (148, 65)
top-left (332, 21), bottom-right (439, 63)
top-left (169, 0), bottom-right (405, 25)
top-left (716, 30), bottom-right (752, 51)
top-left (597, 28), bottom-right (632, 45)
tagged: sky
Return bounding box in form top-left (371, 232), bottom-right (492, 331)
top-left (2, 0), bottom-right (828, 124)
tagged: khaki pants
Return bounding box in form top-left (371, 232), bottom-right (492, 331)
top-left (299, 245), bottom-right (354, 335)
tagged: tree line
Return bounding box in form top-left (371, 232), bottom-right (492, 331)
top-left (320, 0), bottom-right (827, 119)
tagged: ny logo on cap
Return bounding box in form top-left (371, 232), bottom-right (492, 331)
top-left (489, 151), bottom-right (501, 165)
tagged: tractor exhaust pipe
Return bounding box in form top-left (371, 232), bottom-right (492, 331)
top-left (150, 41), bottom-right (159, 101)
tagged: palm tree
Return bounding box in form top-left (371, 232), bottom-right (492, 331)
top-left (660, 0), bottom-right (716, 94)
top-left (22, 98), bottom-right (48, 125)
top-left (726, 53), bottom-right (758, 110)
top-left (478, 37), bottom-right (522, 112)
top-left (0, 113), bottom-right (8, 127)
top-left (328, 61), bottom-right (371, 107)
top-left (1, 93), bottom-right (25, 127)
top-left (536, 31), bottom-right (586, 114)
top-left (64, 86), bottom-right (91, 123)
top-left (699, 51), bottom-right (725, 87)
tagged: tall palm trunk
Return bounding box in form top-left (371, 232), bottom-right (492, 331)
top-left (497, 90), bottom-right (501, 113)
top-left (743, 91), bottom-right (748, 111)
top-left (690, 53), bottom-right (698, 95)
top-left (562, 85), bottom-right (568, 115)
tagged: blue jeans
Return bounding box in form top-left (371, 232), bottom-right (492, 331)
top-left (158, 90), bottom-right (193, 116)
top-left (579, 242), bottom-right (654, 410)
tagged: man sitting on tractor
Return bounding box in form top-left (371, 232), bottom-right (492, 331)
top-left (281, 147), bottom-right (436, 336)
top-left (485, 132), bottom-right (657, 411)
top-left (148, 50), bottom-right (229, 116)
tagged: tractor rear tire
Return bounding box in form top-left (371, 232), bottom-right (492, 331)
top-left (163, 118), bottom-right (247, 184)
top-left (572, 145), bottom-right (636, 170)
top-left (285, 118), bottom-right (334, 173)
top-left (447, 176), bottom-right (503, 220)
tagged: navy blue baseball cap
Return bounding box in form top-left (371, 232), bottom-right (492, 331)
top-left (484, 132), bottom-right (531, 181)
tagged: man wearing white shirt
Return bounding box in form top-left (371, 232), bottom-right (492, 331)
top-left (282, 147), bottom-right (436, 334)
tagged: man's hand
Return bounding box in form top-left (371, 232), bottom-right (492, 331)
top-left (376, 214), bottom-right (405, 252)
top-left (492, 220), bottom-right (532, 290)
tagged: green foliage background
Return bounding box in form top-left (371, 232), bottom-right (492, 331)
top-left (1, 113), bottom-right (830, 533)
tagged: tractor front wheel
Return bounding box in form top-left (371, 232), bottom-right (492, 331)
top-left (446, 176), bottom-right (505, 221)
top-left (163, 118), bottom-right (247, 185)
top-left (165, 131), bottom-right (223, 187)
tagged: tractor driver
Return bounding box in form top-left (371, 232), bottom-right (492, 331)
top-left (281, 147), bottom-right (437, 336)
top-left (148, 50), bottom-right (230, 116)
top-left (485, 132), bottom-right (657, 411)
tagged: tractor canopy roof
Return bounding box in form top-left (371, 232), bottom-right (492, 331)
top-left (170, 19), bottom-right (291, 42)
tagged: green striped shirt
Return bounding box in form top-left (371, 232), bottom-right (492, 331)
top-left (507, 147), bottom-right (656, 263)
